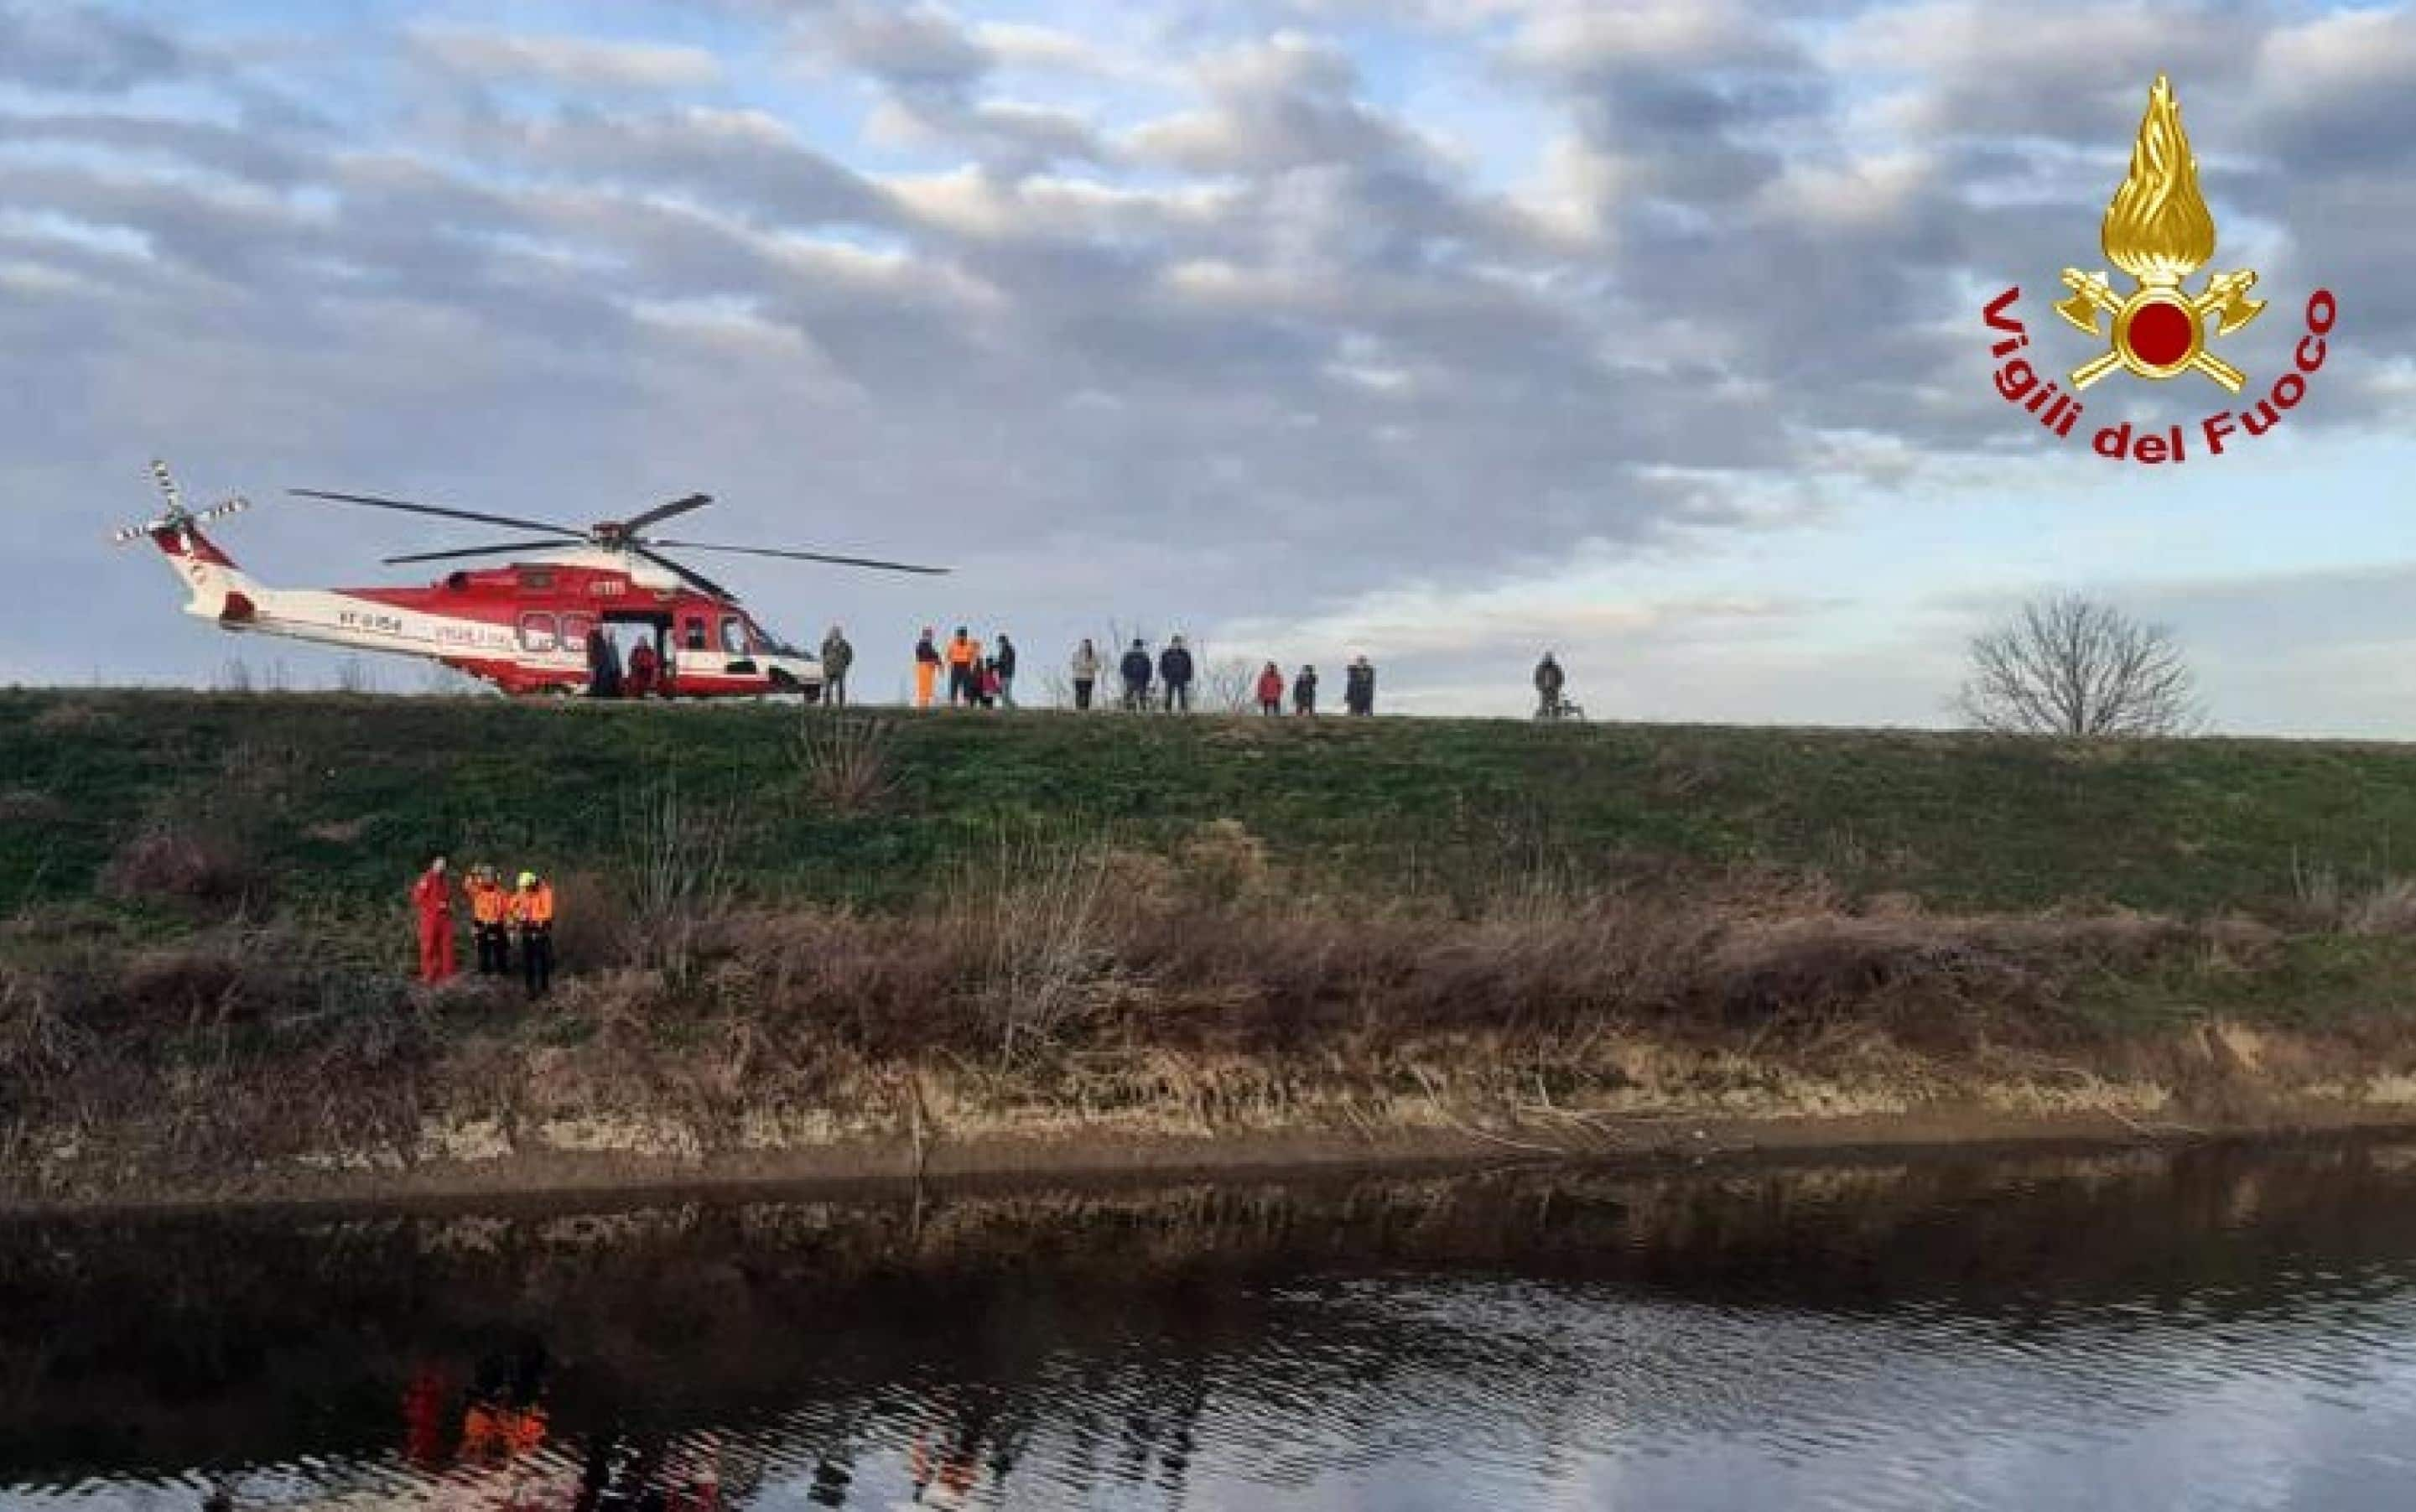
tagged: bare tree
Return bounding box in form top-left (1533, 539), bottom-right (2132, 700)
top-left (1200, 655), bottom-right (1257, 714)
top-left (1957, 594), bottom-right (2200, 736)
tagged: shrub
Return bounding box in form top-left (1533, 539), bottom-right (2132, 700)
top-left (101, 822), bottom-right (269, 912)
top-left (793, 714), bottom-right (898, 816)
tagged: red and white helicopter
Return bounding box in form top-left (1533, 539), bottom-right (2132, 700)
top-left (117, 461), bottom-right (946, 698)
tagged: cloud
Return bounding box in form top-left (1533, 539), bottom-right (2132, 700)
top-left (3, 0), bottom-right (2413, 731)
top-left (0, 2), bottom-right (183, 93)
top-left (409, 26), bottom-right (725, 90)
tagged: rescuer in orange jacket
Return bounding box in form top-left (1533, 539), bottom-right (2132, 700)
top-left (411, 855), bottom-right (456, 984)
top-left (466, 864), bottom-right (511, 976)
top-left (945, 626), bottom-right (979, 706)
top-left (509, 870), bottom-right (556, 1000)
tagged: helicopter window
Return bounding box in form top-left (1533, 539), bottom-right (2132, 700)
top-left (517, 612), bottom-right (559, 653)
top-left (720, 616), bottom-right (749, 656)
top-left (560, 613), bottom-right (595, 647)
top-left (682, 616), bottom-right (708, 652)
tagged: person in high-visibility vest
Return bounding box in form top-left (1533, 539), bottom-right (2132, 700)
top-left (945, 626), bottom-right (979, 706)
top-left (509, 870), bottom-right (556, 1000)
top-left (410, 855), bottom-right (456, 984)
top-left (466, 864), bottom-right (511, 975)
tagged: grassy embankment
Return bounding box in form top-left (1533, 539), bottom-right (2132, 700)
top-left (8, 688), bottom-right (2416, 1205)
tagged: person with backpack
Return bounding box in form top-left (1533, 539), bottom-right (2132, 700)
top-left (1255, 661), bottom-right (1284, 716)
top-left (1119, 638), bottom-right (1153, 711)
top-left (1158, 635), bottom-right (1195, 713)
top-left (1292, 664), bottom-right (1318, 715)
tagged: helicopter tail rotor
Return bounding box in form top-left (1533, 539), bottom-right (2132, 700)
top-left (112, 460), bottom-right (251, 545)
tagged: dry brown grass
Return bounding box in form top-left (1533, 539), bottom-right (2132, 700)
top-left (99, 821), bottom-right (269, 912)
top-left (4, 816), bottom-right (2401, 1198)
top-left (792, 713), bottom-right (899, 816)
top-left (522, 829), bottom-right (2226, 1088)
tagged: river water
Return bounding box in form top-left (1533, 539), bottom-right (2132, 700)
top-left (7, 1141), bottom-right (2416, 1510)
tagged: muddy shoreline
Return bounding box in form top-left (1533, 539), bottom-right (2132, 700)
top-left (16, 1101), bottom-right (2416, 1222)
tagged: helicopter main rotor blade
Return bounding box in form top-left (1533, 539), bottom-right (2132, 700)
top-left (621, 492), bottom-right (713, 533)
top-left (635, 547), bottom-right (738, 604)
top-left (382, 540), bottom-right (580, 566)
top-left (647, 539), bottom-right (952, 576)
top-left (290, 489), bottom-right (585, 538)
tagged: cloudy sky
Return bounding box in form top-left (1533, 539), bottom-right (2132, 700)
top-left (3, 0), bottom-right (2411, 728)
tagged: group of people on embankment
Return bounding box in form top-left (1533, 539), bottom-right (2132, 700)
top-left (912, 626), bottom-right (1023, 708)
top-left (912, 626), bottom-right (1382, 715)
top-left (412, 855), bottom-right (556, 1000)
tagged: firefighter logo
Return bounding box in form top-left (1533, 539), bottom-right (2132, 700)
top-left (2054, 74), bottom-right (2264, 393)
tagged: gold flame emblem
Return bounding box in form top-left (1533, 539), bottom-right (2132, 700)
top-left (2055, 75), bottom-right (2264, 392)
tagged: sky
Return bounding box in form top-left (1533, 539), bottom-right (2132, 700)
top-left (3, 0), bottom-right (2413, 730)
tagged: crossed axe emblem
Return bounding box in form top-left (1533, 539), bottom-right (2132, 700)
top-left (2053, 268), bottom-right (2265, 393)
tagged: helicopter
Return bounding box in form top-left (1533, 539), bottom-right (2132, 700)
top-left (115, 461), bottom-right (947, 699)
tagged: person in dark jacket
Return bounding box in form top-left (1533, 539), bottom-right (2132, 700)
top-left (585, 626), bottom-right (621, 699)
top-left (819, 625), bottom-right (854, 707)
top-left (1534, 651), bottom-right (1567, 719)
top-left (1120, 639), bottom-right (1153, 711)
top-left (1292, 664), bottom-right (1318, 715)
top-left (994, 634), bottom-right (1018, 709)
top-left (1158, 635), bottom-right (1195, 713)
top-left (1344, 655), bottom-right (1376, 715)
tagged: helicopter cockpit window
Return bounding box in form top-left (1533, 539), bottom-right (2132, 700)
top-left (682, 616), bottom-right (707, 652)
top-left (720, 616), bottom-right (748, 656)
top-left (517, 612), bottom-right (559, 654)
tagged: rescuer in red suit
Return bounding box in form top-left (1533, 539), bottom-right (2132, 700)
top-left (412, 854), bottom-right (457, 984)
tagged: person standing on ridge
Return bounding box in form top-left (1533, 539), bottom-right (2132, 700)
top-left (913, 626), bottom-right (941, 709)
top-left (468, 863), bottom-right (511, 976)
top-left (1534, 651), bottom-right (1567, 720)
top-left (820, 625), bottom-right (855, 707)
top-left (626, 639), bottom-right (658, 699)
top-left (946, 626), bottom-right (979, 707)
top-left (1293, 664), bottom-right (1318, 715)
top-left (1069, 637), bottom-right (1099, 711)
top-left (509, 870), bottom-right (556, 1000)
top-left (1120, 638), bottom-right (1153, 711)
top-left (585, 626), bottom-right (621, 699)
top-left (994, 633), bottom-right (1018, 709)
top-left (1255, 661), bottom-right (1284, 716)
top-left (412, 854), bottom-right (456, 985)
top-left (1344, 656), bottom-right (1376, 716)
top-left (1159, 635), bottom-right (1195, 713)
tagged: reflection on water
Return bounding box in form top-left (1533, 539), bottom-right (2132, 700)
top-left (8, 1143), bottom-right (2416, 1509)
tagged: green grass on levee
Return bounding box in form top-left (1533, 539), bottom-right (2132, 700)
top-left (7, 688), bottom-right (2416, 922)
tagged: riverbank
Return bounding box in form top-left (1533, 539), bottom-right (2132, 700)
top-left (11, 688), bottom-right (2416, 1211)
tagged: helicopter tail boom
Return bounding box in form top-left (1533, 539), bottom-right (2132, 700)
top-left (146, 517), bottom-right (263, 625)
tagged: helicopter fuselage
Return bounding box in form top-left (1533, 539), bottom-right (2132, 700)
top-left (148, 523), bottom-right (823, 698)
